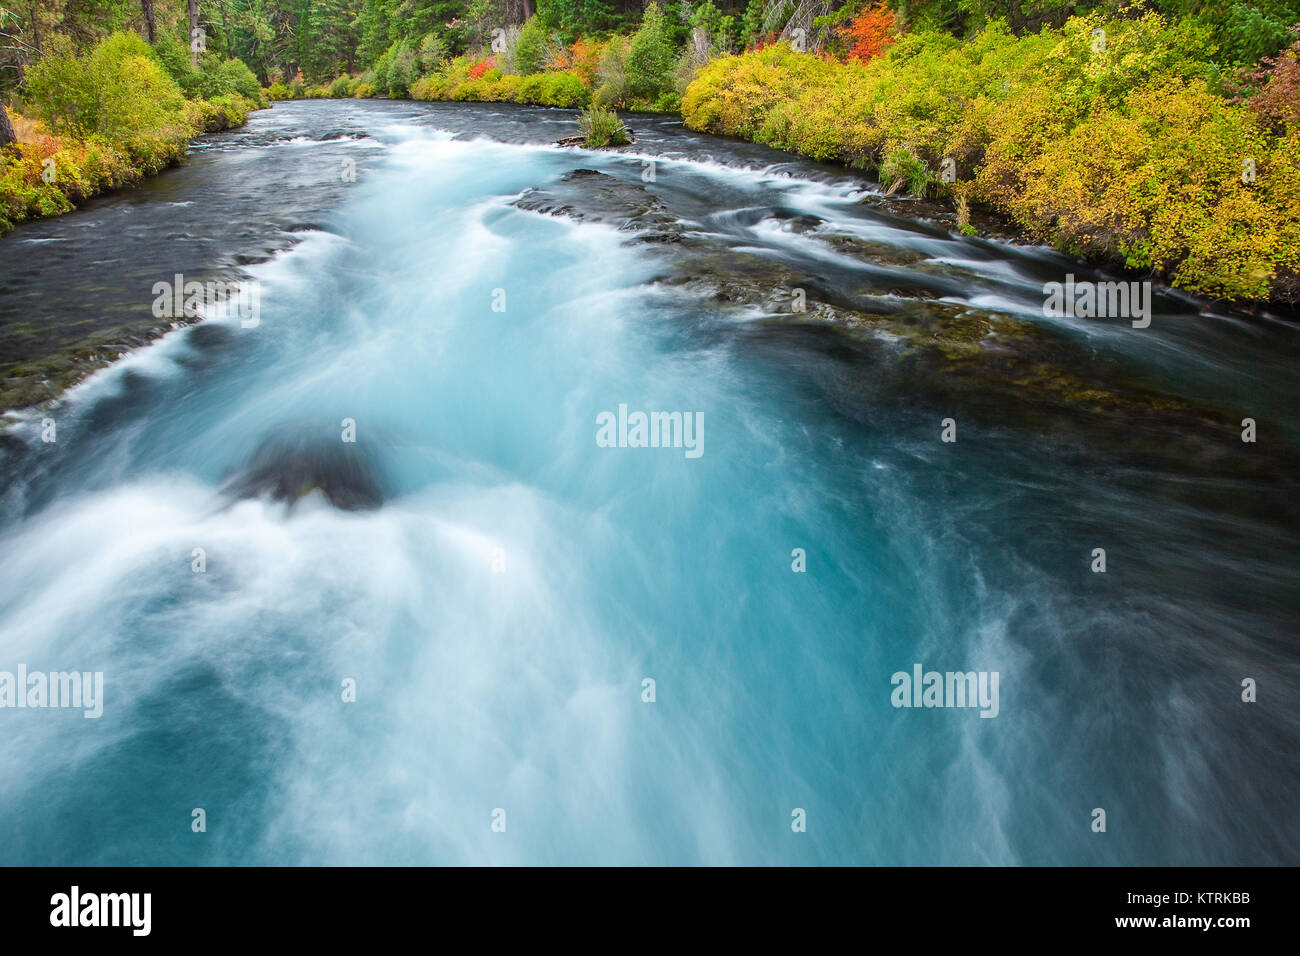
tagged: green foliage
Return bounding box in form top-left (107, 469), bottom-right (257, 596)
top-left (2, 28), bottom-right (263, 234)
top-left (741, 0), bottom-right (767, 49)
top-left (627, 2), bottom-right (679, 99)
top-left (186, 94), bottom-right (259, 133)
top-left (0, 127), bottom-right (136, 232)
top-left (538, 0), bottom-right (614, 42)
top-left (23, 33), bottom-right (186, 142)
top-left (373, 42), bottom-right (396, 93)
top-left (578, 103), bottom-right (631, 146)
top-left (879, 146), bottom-right (933, 196)
top-left (690, 1), bottom-right (738, 53)
top-left (302, 0), bottom-right (358, 80)
top-left (515, 16), bottom-right (553, 76)
top-left (409, 54), bottom-right (590, 107)
top-left (1197, 0), bottom-right (1300, 66)
top-left (418, 33), bottom-right (449, 73)
top-left (593, 38), bottom-right (630, 106)
top-left (383, 39), bottom-right (421, 96)
top-left (525, 71), bottom-right (591, 106)
top-left (213, 59), bottom-right (265, 101)
top-left (151, 35), bottom-right (267, 105)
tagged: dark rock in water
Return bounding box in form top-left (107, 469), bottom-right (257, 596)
top-left (222, 429), bottom-right (384, 511)
top-left (512, 169), bottom-right (683, 242)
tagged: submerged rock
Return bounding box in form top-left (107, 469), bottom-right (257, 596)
top-left (222, 428), bottom-right (384, 511)
top-left (512, 169), bottom-right (683, 242)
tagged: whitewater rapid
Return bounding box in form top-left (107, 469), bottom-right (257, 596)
top-left (0, 102), bottom-right (1295, 865)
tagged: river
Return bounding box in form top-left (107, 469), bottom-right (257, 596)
top-left (0, 100), bottom-right (1295, 865)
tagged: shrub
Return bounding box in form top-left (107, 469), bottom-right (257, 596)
top-left (839, 3), bottom-right (896, 62)
top-left (409, 75), bottom-right (438, 100)
top-left (519, 71), bottom-right (590, 106)
top-left (681, 14), bottom-right (1300, 302)
top-left (418, 33), bottom-right (448, 73)
top-left (1238, 39), bottom-right (1300, 131)
top-left (878, 146), bottom-right (932, 196)
top-left (151, 35), bottom-right (203, 94)
top-left (430, 56), bottom-right (473, 99)
top-left (492, 74), bottom-right (525, 101)
top-left (594, 37), bottom-right (630, 105)
top-left (740, 0), bottom-right (765, 50)
top-left (23, 33), bottom-right (187, 143)
top-left (385, 39), bottom-right (420, 96)
top-left (150, 35), bottom-right (265, 104)
top-left (186, 94), bottom-right (256, 132)
top-left (213, 58), bottom-right (264, 101)
top-left (653, 90), bottom-right (680, 112)
top-left (515, 16), bottom-right (552, 76)
top-left (454, 71), bottom-right (518, 102)
top-left (681, 42), bottom-right (839, 141)
top-left (568, 38), bottom-right (606, 85)
top-left (626, 2), bottom-right (678, 100)
top-left (1209, 0), bottom-right (1300, 66)
top-left (0, 110), bottom-right (176, 233)
top-left (578, 104), bottom-right (630, 146)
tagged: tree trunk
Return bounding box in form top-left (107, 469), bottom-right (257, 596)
top-left (188, 0), bottom-right (201, 67)
top-left (141, 0), bottom-right (157, 43)
top-left (522, 0), bottom-right (534, 20)
top-left (28, 0), bottom-right (42, 55)
top-left (0, 105), bottom-right (17, 150)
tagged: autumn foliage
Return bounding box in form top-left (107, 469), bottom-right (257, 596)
top-left (684, 14), bottom-right (1300, 303)
top-left (1238, 40), bottom-right (1300, 132)
top-left (567, 39), bottom-right (605, 86)
top-left (838, 3), bottom-right (896, 62)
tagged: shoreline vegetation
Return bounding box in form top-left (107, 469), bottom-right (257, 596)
top-left (1, 1), bottom-right (1297, 309)
top-left (264, 2), bottom-right (1300, 308)
top-left (0, 31), bottom-right (267, 233)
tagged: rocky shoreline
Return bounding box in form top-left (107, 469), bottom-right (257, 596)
top-left (512, 166), bottom-right (1285, 485)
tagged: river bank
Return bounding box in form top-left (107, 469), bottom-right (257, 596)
top-left (0, 33), bottom-right (267, 237)
top-left (3, 98), bottom-right (1297, 422)
top-left (690, 18), bottom-right (1300, 309)
top-left (0, 102), bottom-right (365, 416)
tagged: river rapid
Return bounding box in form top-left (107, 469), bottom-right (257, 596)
top-left (0, 100), bottom-right (1295, 865)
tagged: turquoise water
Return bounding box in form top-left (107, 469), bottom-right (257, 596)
top-left (0, 102), bottom-right (1296, 865)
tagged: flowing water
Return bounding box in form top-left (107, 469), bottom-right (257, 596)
top-left (0, 101), bottom-right (1296, 865)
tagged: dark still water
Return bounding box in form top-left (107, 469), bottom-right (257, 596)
top-left (0, 100), bottom-right (1295, 864)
